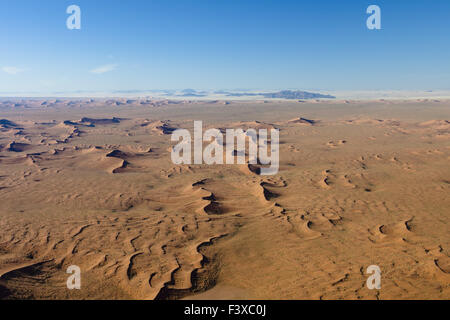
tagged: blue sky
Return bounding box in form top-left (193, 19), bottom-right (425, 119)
top-left (0, 0), bottom-right (449, 94)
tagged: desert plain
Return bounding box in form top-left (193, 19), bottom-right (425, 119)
top-left (0, 98), bottom-right (449, 299)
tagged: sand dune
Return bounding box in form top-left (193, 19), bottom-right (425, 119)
top-left (0, 99), bottom-right (449, 300)
top-left (287, 117), bottom-right (318, 125)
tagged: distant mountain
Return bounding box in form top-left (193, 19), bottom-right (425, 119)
top-left (261, 90), bottom-right (335, 99)
top-left (178, 93), bottom-right (207, 97)
top-left (181, 88), bottom-right (198, 94)
top-left (225, 92), bottom-right (259, 97)
top-left (224, 90), bottom-right (335, 99)
top-left (179, 89), bottom-right (208, 97)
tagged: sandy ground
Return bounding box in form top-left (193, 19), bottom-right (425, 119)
top-left (0, 98), bottom-right (449, 299)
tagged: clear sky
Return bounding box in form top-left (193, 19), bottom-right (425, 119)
top-left (1, 0), bottom-right (450, 94)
